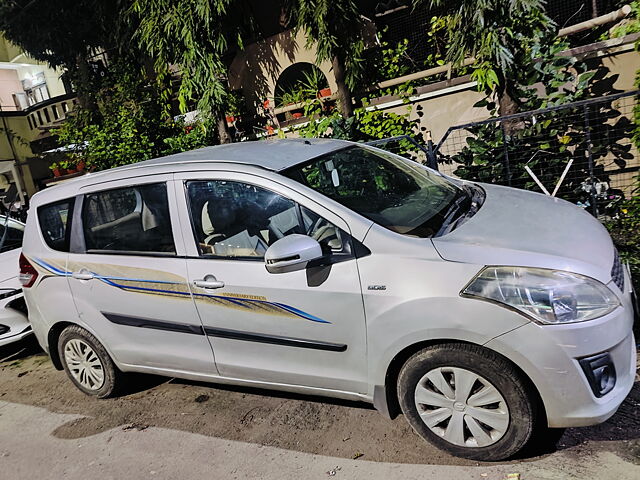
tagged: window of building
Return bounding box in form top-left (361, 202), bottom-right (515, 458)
top-left (186, 180), bottom-right (345, 259)
top-left (82, 183), bottom-right (175, 254)
top-left (38, 199), bottom-right (75, 252)
top-left (36, 111), bottom-right (43, 126)
top-left (43, 108), bottom-right (51, 123)
top-left (52, 105), bottom-right (59, 120)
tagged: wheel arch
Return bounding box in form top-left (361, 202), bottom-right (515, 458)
top-left (47, 321), bottom-right (74, 370)
top-left (375, 339), bottom-right (547, 426)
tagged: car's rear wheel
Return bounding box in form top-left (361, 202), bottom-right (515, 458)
top-left (397, 343), bottom-right (537, 461)
top-left (58, 325), bottom-right (120, 398)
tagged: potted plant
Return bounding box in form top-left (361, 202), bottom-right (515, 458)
top-left (50, 162), bottom-right (62, 177)
top-left (300, 69), bottom-right (330, 99)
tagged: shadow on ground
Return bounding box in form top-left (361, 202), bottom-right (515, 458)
top-left (1, 337), bottom-right (638, 466)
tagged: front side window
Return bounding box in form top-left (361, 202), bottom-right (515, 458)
top-left (82, 183), bottom-right (175, 254)
top-left (38, 199), bottom-right (74, 252)
top-left (283, 146), bottom-right (470, 238)
top-left (187, 180), bottom-right (346, 259)
top-left (0, 218), bottom-right (24, 253)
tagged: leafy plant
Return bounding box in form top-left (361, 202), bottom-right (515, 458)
top-left (286, 0), bottom-right (366, 117)
top-left (162, 120), bottom-right (215, 155)
top-left (603, 1), bottom-right (640, 40)
top-left (414, 0), bottom-right (554, 116)
top-left (441, 29), bottom-right (635, 208)
top-left (606, 194), bottom-right (640, 292)
top-left (53, 59), bottom-right (208, 171)
top-left (293, 95), bottom-right (423, 159)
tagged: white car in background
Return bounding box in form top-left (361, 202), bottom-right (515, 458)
top-left (0, 218), bottom-right (30, 347)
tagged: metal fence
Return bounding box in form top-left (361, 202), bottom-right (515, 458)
top-left (433, 91), bottom-right (639, 219)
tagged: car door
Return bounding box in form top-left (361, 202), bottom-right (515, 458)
top-left (67, 175), bottom-right (216, 375)
top-left (174, 171), bottom-right (368, 394)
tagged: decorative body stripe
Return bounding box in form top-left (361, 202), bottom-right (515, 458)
top-left (34, 257), bottom-right (328, 324)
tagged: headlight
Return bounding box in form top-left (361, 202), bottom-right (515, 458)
top-left (462, 266), bottom-right (620, 324)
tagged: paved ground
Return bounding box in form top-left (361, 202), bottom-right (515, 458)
top-left (1, 338), bottom-right (639, 479)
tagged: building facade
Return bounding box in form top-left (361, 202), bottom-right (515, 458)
top-left (0, 34), bottom-right (75, 201)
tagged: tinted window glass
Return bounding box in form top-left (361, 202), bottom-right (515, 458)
top-left (38, 199), bottom-right (74, 251)
top-left (187, 180), bottom-right (346, 259)
top-left (0, 219), bottom-right (24, 252)
top-left (82, 183), bottom-right (175, 254)
top-left (284, 146), bottom-right (464, 238)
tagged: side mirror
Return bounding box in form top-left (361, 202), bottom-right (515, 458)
top-left (264, 234), bottom-right (323, 274)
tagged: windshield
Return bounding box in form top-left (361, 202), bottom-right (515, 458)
top-left (283, 145), bottom-right (471, 238)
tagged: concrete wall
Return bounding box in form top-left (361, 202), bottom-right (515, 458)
top-left (0, 69), bottom-right (21, 112)
top-left (228, 29), bottom-right (337, 109)
top-left (0, 36), bottom-right (22, 63)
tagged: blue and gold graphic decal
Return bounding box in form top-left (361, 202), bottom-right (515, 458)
top-left (31, 257), bottom-right (329, 324)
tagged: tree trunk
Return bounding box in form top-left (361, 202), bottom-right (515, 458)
top-left (332, 55), bottom-right (354, 118)
top-left (497, 84), bottom-right (519, 117)
top-left (74, 54), bottom-right (98, 113)
top-left (497, 78), bottom-right (522, 134)
top-left (217, 111), bottom-right (232, 144)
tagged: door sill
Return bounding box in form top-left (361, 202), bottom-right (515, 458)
top-left (119, 363), bottom-right (372, 403)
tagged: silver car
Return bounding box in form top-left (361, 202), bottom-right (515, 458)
top-left (0, 218), bottom-right (30, 348)
top-left (21, 139), bottom-right (636, 460)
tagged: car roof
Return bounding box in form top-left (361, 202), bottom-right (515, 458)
top-left (136, 138), bottom-right (352, 172)
top-left (31, 138), bottom-right (356, 205)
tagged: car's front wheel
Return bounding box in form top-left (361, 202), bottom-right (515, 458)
top-left (58, 325), bottom-right (121, 398)
top-left (397, 343), bottom-right (538, 461)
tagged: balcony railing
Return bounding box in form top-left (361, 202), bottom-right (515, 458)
top-left (23, 93), bottom-right (77, 132)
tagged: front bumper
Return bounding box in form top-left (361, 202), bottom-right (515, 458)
top-left (0, 288), bottom-right (32, 348)
top-left (484, 270), bottom-right (637, 428)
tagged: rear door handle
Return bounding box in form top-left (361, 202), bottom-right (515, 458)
top-left (193, 275), bottom-right (225, 290)
top-left (71, 271), bottom-right (94, 281)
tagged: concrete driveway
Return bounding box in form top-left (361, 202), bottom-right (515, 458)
top-left (1, 340), bottom-right (639, 479)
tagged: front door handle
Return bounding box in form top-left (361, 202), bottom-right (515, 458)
top-left (193, 275), bottom-right (225, 290)
top-left (71, 270), bottom-right (94, 281)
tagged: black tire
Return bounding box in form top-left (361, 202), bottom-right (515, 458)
top-left (58, 325), bottom-right (121, 398)
top-left (397, 343), bottom-right (538, 461)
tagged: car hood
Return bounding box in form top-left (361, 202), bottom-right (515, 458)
top-left (432, 183), bottom-right (615, 283)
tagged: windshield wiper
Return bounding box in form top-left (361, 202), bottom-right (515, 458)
top-left (435, 187), bottom-right (473, 236)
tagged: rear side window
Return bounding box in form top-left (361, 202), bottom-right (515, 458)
top-left (38, 199), bottom-right (75, 251)
top-left (82, 183), bottom-right (175, 254)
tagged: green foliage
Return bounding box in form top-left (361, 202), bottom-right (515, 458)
top-left (275, 66), bottom-right (330, 107)
top-left (445, 37), bottom-right (634, 205)
top-left (293, 97), bottom-right (422, 158)
top-left (415, 0), bottom-right (554, 115)
top-left (634, 28), bottom-right (640, 155)
top-left (604, 1), bottom-right (640, 39)
top-left (286, 0), bottom-right (366, 91)
top-left (162, 121), bottom-right (215, 155)
top-left (131, 0), bottom-right (252, 117)
top-left (54, 59), bottom-right (215, 171)
top-left (606, 195), bottom-right (640, 290)
top-left (416, 0), bottom-right (553, 72)
top-left (0, 0), bottom-right (131, 69)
